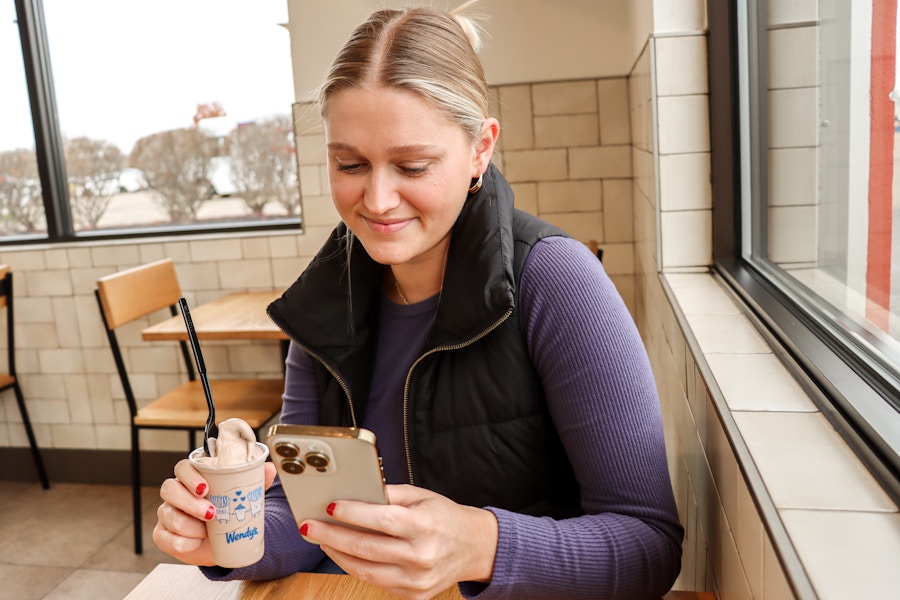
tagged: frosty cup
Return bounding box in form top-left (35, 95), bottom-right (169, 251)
top-left (189, 442), bottom-right (269, 568)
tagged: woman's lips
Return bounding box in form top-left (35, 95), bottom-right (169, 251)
top-left (365, 217), bottom-right (413, 234)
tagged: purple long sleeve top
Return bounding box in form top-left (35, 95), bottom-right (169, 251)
top-left (203, 236), bottom-right (683, 598)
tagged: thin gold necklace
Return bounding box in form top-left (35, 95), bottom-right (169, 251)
top-left (393, 274), bottom-right (409, 305)
top-left (392, 246), bottom-right (449, 306)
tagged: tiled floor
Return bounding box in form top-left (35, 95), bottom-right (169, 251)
top-left (0, 481), bottom-right (180, 600)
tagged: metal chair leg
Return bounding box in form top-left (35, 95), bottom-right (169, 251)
top-left (132, 425), bottom-right (143, 554)
top-left (12, 382), bottom-right (49, 489)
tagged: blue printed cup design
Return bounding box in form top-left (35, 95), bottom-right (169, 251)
top-left (189, 442), bottom-right (268, 568)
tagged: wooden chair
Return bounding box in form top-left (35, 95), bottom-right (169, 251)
top-left (0, 265), bottom-right (49, 489)
top-left (95, 258), bottom-right (284, 554)
top-left (663, 591), bottom-right (716, 600)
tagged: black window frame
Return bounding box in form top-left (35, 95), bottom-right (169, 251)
top-left (708, 0), bottom-right (900, 502)
top-left (11, 0), bottom-right (302, 244)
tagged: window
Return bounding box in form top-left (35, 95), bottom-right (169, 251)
top-left (710, 0), bottom-right (900, 497)
top-left (0, 1), bottom-right (47, 237)
top-left (3, 0), bottom-right (301, 242)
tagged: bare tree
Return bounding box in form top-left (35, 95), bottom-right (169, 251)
top-left (193, 101), bottom-right (226, 126)
top-left (130, 128), bottom-right (214, 221)
top-left (64, 136), bottom-right (124, 230)
top-left (229, 114), bottom-right (300, 216)
top-left (0, 148), bottom-right (45, 234)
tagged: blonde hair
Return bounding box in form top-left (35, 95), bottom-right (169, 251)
top-left (317, 1), bottom-right (490, 143)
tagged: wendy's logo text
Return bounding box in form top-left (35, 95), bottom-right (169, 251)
top-left (225, 525), bottom-right (259, 544)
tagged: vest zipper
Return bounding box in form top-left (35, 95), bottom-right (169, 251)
top-left (401, 308), bottom-right (513, 485)
top-left (268, 316), bottom-right (358, 428)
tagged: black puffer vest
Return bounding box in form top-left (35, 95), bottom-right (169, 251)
top-left (268, 164), bottom-right (583, 518)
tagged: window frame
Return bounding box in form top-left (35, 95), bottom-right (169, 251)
top-left (708, 0), bottom-right (900, 502)
top-left (11, 0), bottom-right (302, 244)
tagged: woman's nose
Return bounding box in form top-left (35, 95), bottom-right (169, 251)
top-left (363, 171), bottom-right (401, 214)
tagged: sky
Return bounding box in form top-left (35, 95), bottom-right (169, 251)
top-left (1, 0), bottom-right (295, 154)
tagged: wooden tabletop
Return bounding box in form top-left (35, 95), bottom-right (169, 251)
top-left (123, 563), bottom-right (463, 599)
top-left (124, 563), bottom-right (714, 599)
top-left (141, 290), bottom-right (287, 341)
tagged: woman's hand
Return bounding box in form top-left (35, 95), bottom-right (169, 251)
top-left (152, 459), bottom-right (277, 566)
top-left (300, 484), bottom-right (498, 600)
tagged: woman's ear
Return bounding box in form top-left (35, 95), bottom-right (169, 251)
top-left (473, 118), bottom-right (500, 176)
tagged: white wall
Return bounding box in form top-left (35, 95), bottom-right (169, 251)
top-left (627, 0), bottom-right (654, 67)
top-left (287, 0), bottom-right (632, 97)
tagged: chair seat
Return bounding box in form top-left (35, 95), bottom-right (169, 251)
top-left (663, 591), bottom-right (716, 600)
top-left (0, 373), bottom-right (15, 390)
top-left (134, 378), bottom-right (284, 429)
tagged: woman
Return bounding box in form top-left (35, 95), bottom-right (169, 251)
top-left (154, 3), bottom-right (683, 599)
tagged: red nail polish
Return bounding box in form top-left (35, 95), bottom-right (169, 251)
top-left (299, 523), bottom-right (309, 536)
top-left (205, 506), bottom-right (216, 521)
top-left (326, 502), bottom-right (336, 516)
top-left (196, 482), bottom-right (207, 496)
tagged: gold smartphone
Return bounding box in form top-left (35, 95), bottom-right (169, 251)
top-left (267, 424), bottom-right (388, 527)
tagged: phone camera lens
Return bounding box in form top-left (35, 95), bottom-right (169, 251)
top-left (275, 442), bottom-right (300, 458)
top-left (305, 451), bottom-right (329, 470)
top-left (281, 458), bottom-right (305, 474)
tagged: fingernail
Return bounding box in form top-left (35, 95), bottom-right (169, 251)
top-left (196, 482), bottom-right (207, 496)
top-left (326, 502), bottom-right (336, 516)
top-left (205, 506), bottom-right (216, 521)
top-left (300, 523), bottom-right (309, 536)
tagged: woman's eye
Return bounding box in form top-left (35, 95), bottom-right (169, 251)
top-left (400, 164), bottom-right (429, 176)
top-left (336, 162), bottom-right (362, 173)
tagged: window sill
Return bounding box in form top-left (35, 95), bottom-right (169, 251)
top-left (662, 271), bottom-right (900, 600)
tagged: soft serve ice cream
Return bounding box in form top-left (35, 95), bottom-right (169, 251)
top-left (188, 417), bottom-right (269, 567)
top-left (196, 418), bottom-right (264, 466)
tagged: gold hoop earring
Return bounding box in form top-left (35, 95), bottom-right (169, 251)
top-left (468, 174), bottom-right (484, 195)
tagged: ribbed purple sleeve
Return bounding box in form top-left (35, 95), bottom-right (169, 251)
top-left (466, 236), bottom-right (682, 599)
top-left (203, 237), bottom-right (682, 598)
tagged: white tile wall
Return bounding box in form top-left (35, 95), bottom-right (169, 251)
top-left (0, 230), bottom-right (304, 452)
top-left (531, 80), bottom-right (598, 115)
top-left (627, 19), bottom-right (900, 598)
top-left (536, 181), bottom-right (603, 213)
top-left (602, 180), bottom-right (634, 243)
top-left (768, 205), bottom-right (817, 264)
top-left (765, 17), bottom-right (821, 280)
top-left (657, 264), bottom-right (900, 599)
top-left (660, 210), bottom-right (712, 268)
top-left (657, 95), bottom-right (711, 155)
top-left (498, 85), bottom-right (535, 150)
top-left (655, 36), bottom-right (709, 96)
top-left (569, 145), bottom-right (632, 180)
top-left (653, 0), bottom-right (707, 34)
top-left (533, 114), bottom-right (599, 148)
top-left (768, 88), bottom-right (818, 149)
top-left (597, 79), bottom-right (631, 145)
top-left (769, 148), bottom-right (817, 207)
top-left (659, 153), bottom-right (711, 211)
top-left (768, 27), bottom-right (818, 89)
top-left (767, 0), bottom-right (818, 26)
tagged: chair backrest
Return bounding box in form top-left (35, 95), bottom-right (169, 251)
top-left (0, 265), bottom-right (14, 376)
top-left (96, 258), bottom-right (182, 329)
top-left (0, 264), bottom-right (10, 309)
top-left (95, 258), bottom-right (192, 417)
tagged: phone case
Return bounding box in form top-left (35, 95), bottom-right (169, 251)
top-left (266, 424), bottom-right (388, 527)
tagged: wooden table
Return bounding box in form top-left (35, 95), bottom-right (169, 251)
top-left (124, 563), bottom-right (464, 599)
top-left (125, 563), bottom-right (713, 599)
top-left (142, 290), bottom-right (288, 342)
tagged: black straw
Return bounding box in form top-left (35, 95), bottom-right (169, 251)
top-left (179, 297), bottom-right (217, 455)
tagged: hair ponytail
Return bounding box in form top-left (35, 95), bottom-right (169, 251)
top-left (451, 0), bottom-right (489, 53)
